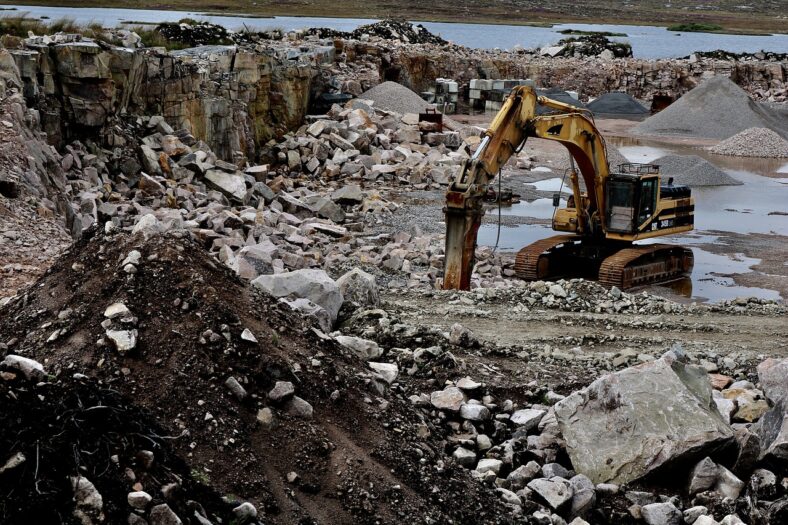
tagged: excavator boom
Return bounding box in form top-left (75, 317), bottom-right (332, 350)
top-left (444, 86), bottom-right (608, 289)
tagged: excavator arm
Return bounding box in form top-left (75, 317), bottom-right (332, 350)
top-left (442, 85), bottom-right (611, 290)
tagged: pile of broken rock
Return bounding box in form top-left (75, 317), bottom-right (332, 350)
top-left (413, 347), bottom-right (787, 524)
top-left (60, 97), bottom-right (488, 298)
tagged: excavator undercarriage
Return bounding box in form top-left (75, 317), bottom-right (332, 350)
top-left (513, 235), bottom-right (694, 289)
top-left (443, 85), bottom-right (695, 291)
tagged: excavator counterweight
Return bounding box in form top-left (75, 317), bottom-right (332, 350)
top-left (442, 86), bottom-right (694, 291)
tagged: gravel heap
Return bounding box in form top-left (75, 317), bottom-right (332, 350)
top-left (710, 127), bottom-right (788, 158)
top-left (633, 76), bottom-right (788, 139)
top-left (587, 92), bottom-right (649, 116)
top-left (359, 81), bottom-right (435, 115)
top-left (652, 154), bottom-right (742, 187)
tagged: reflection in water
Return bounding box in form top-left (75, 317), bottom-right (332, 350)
top-left (651, 277), bottom-right (694, 298)
top-left (531, 178), bottom-right (571, 192)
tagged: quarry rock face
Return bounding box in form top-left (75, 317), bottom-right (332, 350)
top-left (555, 353), bottom-right (734, 485)
top-left (7, 42), bottom-right (315, 159)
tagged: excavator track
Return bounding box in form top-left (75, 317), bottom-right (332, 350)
top-left (598, 244), bottom-right (694, 289)
top-left (514, 235), bottom-right (580, 280)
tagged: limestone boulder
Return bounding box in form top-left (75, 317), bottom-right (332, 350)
top-left (335, 335), bottom-right (383, 360)
top-left (753, 358), bottom-right (788, 464)
top-left (279, 297), bottom-right (332, 333)
top-left (337, 268), bottom-right (380, 308)
top-left (253, 269), bottom-right (343, 327)
top-left (232, 242), bottom-right (279, 280)
top-left (555, 354), bottom-right (734, 485)
top-left (204, 169), bottom-right (247, 201)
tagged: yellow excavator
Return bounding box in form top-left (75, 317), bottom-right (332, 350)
top-left (443, 86), bottom-right (695, 290)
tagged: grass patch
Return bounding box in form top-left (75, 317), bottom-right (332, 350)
top-left (129, 26), bottom-right (192, 50)
top-left (558, 29), bottom-right (627, 37)
top-left (0, 14), bottom-right (113, 42)
top-left (667, 22), bottom-right (724, 33)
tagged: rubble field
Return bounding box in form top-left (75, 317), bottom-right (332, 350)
top-left (0, 17), bottom-right (787, 525)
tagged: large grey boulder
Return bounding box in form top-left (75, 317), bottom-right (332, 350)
top-left (641, 502), bottom-right (682, 525)
top-left (331, 184), bottom-right (365, 204)
top-left (1, 355), bottom-right (46, 380)
top-left (279, 297), bottom-right (332, 333)
top-left (252, 269), bottom-right (343, 327)
top-left (555, 354), bottom-right (734, 485)
top-left (337, 268), bottom-right (379, 308)
top-left (232, 241), bottom-right (279, 280)
top-left (204, 169), bottom-right (247, 201)
top-left (753, 357), bottom-right (788, 463)
top-left (335, 335), bottom-right (382, 360)
top-left (527, 477), bottom-right (573, 511)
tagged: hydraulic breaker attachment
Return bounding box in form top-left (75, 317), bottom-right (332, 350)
top-left (443, 198), bottom-right (484, 290)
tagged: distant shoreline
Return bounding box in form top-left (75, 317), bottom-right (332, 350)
top-left (0, 1), bottom-right (785, 35)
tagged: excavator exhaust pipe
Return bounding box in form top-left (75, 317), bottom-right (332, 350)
top-left (442, 204), bottom-right (483, 290)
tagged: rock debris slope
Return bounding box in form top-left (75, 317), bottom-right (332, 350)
top-left (0, 229), bottom-right (516, 524)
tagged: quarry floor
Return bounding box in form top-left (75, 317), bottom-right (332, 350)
top-left (384, 290), bottom-right (788, 394)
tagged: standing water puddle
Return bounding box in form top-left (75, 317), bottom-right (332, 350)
top-left (479, 139), bottom-right (787, 302)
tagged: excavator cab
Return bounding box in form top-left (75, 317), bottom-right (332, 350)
top-left (605, 163), bottom-right (660, 234)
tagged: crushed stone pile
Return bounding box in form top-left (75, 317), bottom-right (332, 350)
top-left (587, 92), bottom-right (649, 116)
top-left (651, 155), bottom-right (742, 187)
top-left (653, 154), bottom-right (742, 186)
top-left (359, 81), bottom-right (435, 115)
top-left (710, 127), bottom-right (788, 158)
top-left (633, 75), bottom-right (788, 139)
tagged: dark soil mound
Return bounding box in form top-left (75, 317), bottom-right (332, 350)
top-left (587, 92), bottom-right (649, 117)
top-left (0, 228), bottom-right (514, 524)
top-left (0, 373), bottom-right (231, 524)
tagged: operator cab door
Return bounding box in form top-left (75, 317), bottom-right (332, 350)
top-left (605, 170), bottom-right (658, 235)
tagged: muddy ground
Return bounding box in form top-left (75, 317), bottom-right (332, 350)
top-left (382, 290), bottom-right (788, 394)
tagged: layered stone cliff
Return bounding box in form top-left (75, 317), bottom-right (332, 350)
top-left (8, 38), bottom-right (322, 161)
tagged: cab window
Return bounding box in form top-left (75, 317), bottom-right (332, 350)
top-left (638, 179), bottom-right (657, 224)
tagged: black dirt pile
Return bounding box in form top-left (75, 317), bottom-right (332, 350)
top-left (0, 228), bottom-right (515, 524)
top-left (653, 154), bottom-right (742, 187)
top-left (556, 34), bottom-right (632, 58)
top-left (305, 19), bottom-right (447, 45)
top-left (0, 373), bottom-right (232, 524)
top-left (587, 92), bottom-right (649, 117)
top-left (155, 21), bottom-right (233, 47)
top-left (634, 75), bottom-right (788, 140)
top-left (690, 50), bottom-right (788, 62)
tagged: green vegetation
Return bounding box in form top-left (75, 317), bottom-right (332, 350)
top-left (558, 29), bottom-right (627, 37)
top-left (667, 22), bottom-right (724, 33)
top-left (190, 468), bottom-right (211, 485)
top-left (129, 26), bottom-right (191, 50)
top-left (0, 15), bottom-right (121, 44)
